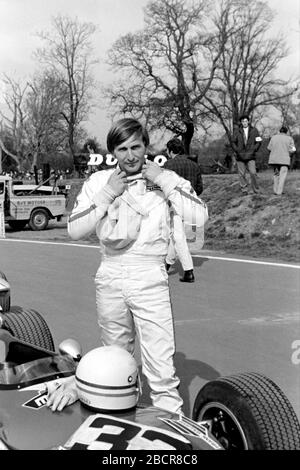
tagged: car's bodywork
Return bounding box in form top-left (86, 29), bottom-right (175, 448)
top-left (0, 328), bottom-right (222, 450)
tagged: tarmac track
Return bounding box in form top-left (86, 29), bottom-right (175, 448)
top-left (0, 238), bottom-right (299, 420)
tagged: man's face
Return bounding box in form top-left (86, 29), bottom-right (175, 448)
top-left (113, 133), bottom-right (146, 175)
top-left (241, 118), bottom-right (249, 128)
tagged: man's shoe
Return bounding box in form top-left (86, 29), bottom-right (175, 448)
top-left (180, 270), bottom-right (195, 283)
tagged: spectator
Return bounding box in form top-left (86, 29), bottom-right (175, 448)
top-left (164, 138), bottom-right (203, 283)
top-left (66, 118), bottom-right (208, 414)
top-left (232, 114), bottom-right (262, 194)
top-left (267, 126), bottom-right (296, 195)
top-left (164, 139), bottom-right (203, 196)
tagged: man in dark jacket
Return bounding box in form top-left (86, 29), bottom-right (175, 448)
top-left (164, 139), bottom-right (203, 196)
top-left (164, 138), bottom-right (203, 283)
top-left (232, 114), bottom-right (262, 194)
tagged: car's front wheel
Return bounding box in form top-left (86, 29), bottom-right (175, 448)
top-left (2, 306), bottom-right (55, 351)
top-left (192, 371), bottom-right (300, 450)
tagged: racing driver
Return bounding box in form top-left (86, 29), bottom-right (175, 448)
top-left (65, 118), bottom-right (208, 415)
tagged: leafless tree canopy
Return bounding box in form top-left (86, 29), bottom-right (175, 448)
top-left (0, 16), bottom-right (98, 171)
top-left (24, 72), bottom-right (68, 169)
top-left (107, 0), bottom-right (221, 152)
top-left (0, 75), bottom-right (29, 166)
top-left (34, 15), bottom-right (98, 159)
top-left (106, 0), bottom-right (295, 153)
top-left (203, 0), bottom-right (293, 143)
top-left (272, 90), bottom-right (300, 135)
top-left (0, 2), bottom-right (297, 169)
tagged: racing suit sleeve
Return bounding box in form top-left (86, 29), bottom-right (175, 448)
top-left (68, 173), bottom-right (119, 240)
top-left (154, 170), bottom-right (208, 228)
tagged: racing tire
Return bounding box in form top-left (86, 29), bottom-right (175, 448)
top-left (28, 209), bottom-right (49, 231)
top-left (192, 371), bottom-right (300, 450)
top-left (8, 220), bottom-right (28, 230)
top-left (3, 306), bottom-right (55, 351)
top-left (0, 270), bottom-right (10, 312)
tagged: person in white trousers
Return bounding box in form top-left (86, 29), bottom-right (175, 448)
top-left (63, 118), bottom-right (208, 415)
top-left (268, 126), bottom-right (296, 195)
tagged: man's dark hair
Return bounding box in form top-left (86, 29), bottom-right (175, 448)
top-left (239, 114), bottom-right (250, 122)
top-left (107, 118), bottom-right (149, 153)
top-left (280, 126), bottom-right (288, 134)
top-left (166, 138), bottom-right (185, 155)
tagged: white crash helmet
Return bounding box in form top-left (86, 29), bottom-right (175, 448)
top-left (75, 345), bottom-right (139, 411)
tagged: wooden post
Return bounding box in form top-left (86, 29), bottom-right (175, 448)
top-left (0, 200), bottom-right (5, 239)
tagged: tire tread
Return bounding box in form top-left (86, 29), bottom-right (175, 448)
top-left (194, 371), bottom-right (300, 450)
top-left (3, 306), bottom-right (55, 351)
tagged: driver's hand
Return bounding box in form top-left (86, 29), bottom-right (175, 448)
top-left (107, 168), bottom-right (127, 196)
top-left (46, 376), bottom-right (78, 412)
top-left (142, 160), bottom-right (162, 183)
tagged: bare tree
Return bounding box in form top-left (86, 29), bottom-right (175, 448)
top-left (34, 15), bottom-right (98, 162)
top-left (24, 72), bottom-right (67, 170)
top-left (106, 0), bottom-right (231, 153)
top-left (202, 0), bottom-right (296, 146)
top-left (0, 74), bottom-right (28, 168)
top-left (0, 134), bottom-right (20, 173)
top-left (272, 88), bottom-right (300, 135)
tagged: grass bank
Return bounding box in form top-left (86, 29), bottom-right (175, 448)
top-left (201, 170), bottom-right (300, 262)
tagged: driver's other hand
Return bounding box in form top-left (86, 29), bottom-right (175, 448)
top-left (46, 376), bottom-right (78, 412)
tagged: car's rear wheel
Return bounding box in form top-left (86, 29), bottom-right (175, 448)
top-left (0, 270), bottom-right (10, 312)
top-left (2, 306), bottom-right (55, 351)
top-left (29, 209), bottom-right (49, 230)
top-left (192, 371), bottom-right (300, 450)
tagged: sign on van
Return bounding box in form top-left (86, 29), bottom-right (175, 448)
top-left (87, 154), bottom-right (167, 167)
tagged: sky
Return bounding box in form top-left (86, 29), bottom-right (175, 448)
top-left (0, 0), bottom-right (299, 145)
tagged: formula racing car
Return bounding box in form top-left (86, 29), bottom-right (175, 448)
top-left (0, 274), bottom-right (300, 450)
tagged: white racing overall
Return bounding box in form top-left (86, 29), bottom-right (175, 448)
top-left (68, 168), bottom-right (208, 414)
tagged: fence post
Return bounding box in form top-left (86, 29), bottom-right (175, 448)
top-left (0, 200), bottom-right (5, 238)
